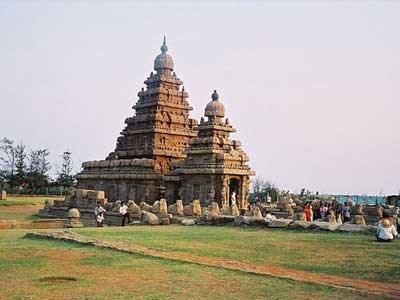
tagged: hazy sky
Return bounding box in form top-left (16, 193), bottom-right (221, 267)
top-left (1, 1), bottom-right (399, 195)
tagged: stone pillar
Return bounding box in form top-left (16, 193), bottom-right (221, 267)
top-left (0, 190), bottom-right (6, 200)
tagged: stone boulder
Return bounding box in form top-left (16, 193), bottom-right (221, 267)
top-left (183, 200), bottom-right (202, 217)
top-left (112, 200), bottom-right (122, 212)
top-left (351, 215), bottom-right (366, 225)
top-left (181, 219), bottom-right (196, 226)
top-left (213, 215), bottom-right (235, 224)
top-left (140, 211), bottom-right (160, 225)
top-left (140, 201), bottom-right (152, 212)
top-left (268, 219), bottom-right (293, 228)
top-left (159, 199), bottom-right (168, 214)
top-left (221, 206), bottom-right (232, 215)
top-left (127, 200), bottom-right (141, 214)
top-left (68, 208), bottom-right (80, 218)
top-left (231, 204), bottom-right (240, 216)
top-left (289, 220), bottom-right (313, 229)
top-left (252, 207), bottom-right (263, 218)
top-left (168, 200), bottom-right (184, 216)
top-left (310, 221), bottom-right (341, 231)
top-left (151, 200), bottom-right (161, 214)
top-left (234, 216), bottom-right (269, 227)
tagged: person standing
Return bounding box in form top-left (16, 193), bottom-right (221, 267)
top-left (120, 202), bottom-right (130, 226)
top-left (95, 202), bottom-right (106, 227)
top-left (342, 202), bottom-right (351, 223)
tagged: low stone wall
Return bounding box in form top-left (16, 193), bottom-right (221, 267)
top-left (0, 219), bottom-right (66, 230)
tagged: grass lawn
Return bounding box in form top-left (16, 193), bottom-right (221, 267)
top-left (0, 196), bottom-right (62, 206)
top-left (74, 225), bottom-right (400, 284)
top-left (0, 229), bottom-right (392, 300)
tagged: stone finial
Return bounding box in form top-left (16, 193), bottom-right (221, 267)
top-left (161, 35), bottom-right (168, 53)
top-left (212, 90), bottom-right (219, 101)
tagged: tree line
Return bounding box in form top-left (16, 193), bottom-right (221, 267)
top-left (0, 137), bottom-right (76, 195)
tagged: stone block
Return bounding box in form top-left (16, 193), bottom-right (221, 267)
top-left (0, 190), bottom-right (6, 200)
top-left (181, 219), bottom-right (196, 226)
top-left (76, 189), bottom-right (89, 199)
top-left (88, 190), bottom-right (105, 200)
top-left (140, 211), bottom-right (160, 225)
top-left (310, 221), bottom-right (340, 231)
top-left (161, 217), bottom-right (170, 225)
top-left (268, 219), bottom-right (293, 228)
top-left (289, 220), bottom-right (313, 229)
top-left (213, 215), bottom-right (235, 224)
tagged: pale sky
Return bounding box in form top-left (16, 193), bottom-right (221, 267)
top-left (1, 1), bottom-right (399, 195)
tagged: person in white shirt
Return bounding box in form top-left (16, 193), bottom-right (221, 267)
top-left (94, 202), bottom-right (106, 227)
top-left (376, 216), bottom-right (398, 242)
top-left (120, 202), bottom-right (130, 226)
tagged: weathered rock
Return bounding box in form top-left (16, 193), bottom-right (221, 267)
top-left (87, 190), bottom-right (105, 200)
top-left (44, 199), bottom-right (53, 208)
top-left (140, 211), bottom-right (160, 225)
top-left (181, 219), bottom-right (196, 226)
top-left (289, 220), bottom-right (313, 229)
top-left (352, 215), bottom-right (366, 225)
top-left (127, 200), bottom-right (141, 214)
top-left (112, 200), bottom-right (122, 212)
top-left (252, 207), bottom-right (262, 218)
top-left (140, 201), bottom-right (152, 212)
top-left (168, 200), bottom-right (184, 216)
top-left (310, 221), bottom-right (341, 231)
top-left (183, 200), bottom-right (202, 217)
top-left (161, 217), bottom-right (170, 225)
top-left (231, 204), bottom-right (240, 216)
top-left (213, 215), bottom-right (235, 224)
top-left (68, 208), bottom-right (80, 218)
top-left (234, 216), bottom-right (269, 226)
top-left (268, 219), bottom-right (293, 228)
top-left (66, 208), bottom-right (83, 228)
top-left (210, 202), bottom-right (221, 215)
top-left (221, 206), bottom-right (231, 215)
top-left (151, 200), bottom-right (161, 214)
top-left (192, 199), bottom-right (202, 216)
top-left (159, 199), bottom-right (168, 215)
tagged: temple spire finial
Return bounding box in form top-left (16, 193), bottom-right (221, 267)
top-left (161, 36), bottom-right (168, 53)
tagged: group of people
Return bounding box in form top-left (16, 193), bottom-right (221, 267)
top-left (302, 200), bottom-right (351, 223)
top-left (94, 201), bottom-right (131, 227)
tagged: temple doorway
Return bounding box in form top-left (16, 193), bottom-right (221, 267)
top-left (229, 178), bottom-right (240, 206)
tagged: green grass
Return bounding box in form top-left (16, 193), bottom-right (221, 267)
top-left (74, 225), bottom-right (400, 283)
top-left (0, 196), bottom-right (60, 206)
top-left (0, 230), bottom-right (392, 300)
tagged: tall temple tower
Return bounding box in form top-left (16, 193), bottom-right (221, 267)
top-left (175, 91), bottom-right (254, 209)
top-left (77, 38), bottom-right (197, 202)
top-left (108, 37), bottom-right (197, 173)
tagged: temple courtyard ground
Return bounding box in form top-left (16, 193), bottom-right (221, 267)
top-left (0, 199), bottom-right (399, 300)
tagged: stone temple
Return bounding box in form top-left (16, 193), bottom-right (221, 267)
top-left (76, 38), bottom-right (254, 210)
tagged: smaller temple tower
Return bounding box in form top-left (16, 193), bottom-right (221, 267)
top-left (175, 90), bottom-right (255, 209)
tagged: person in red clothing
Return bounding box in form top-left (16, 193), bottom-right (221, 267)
top-left (303, 202), bottom-right (312, 222)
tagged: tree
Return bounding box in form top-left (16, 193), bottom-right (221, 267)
top-left (13, 142), bottom-right (27, 190)
top-left (26, 149), bottom-right (51, 193)
top-left (0, 138), bottom-right (16, 191)
top-left (56, 151), bottom-right (75, 192)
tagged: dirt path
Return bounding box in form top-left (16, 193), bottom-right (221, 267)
top-left (27, 231), bottom-right (400, 299)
